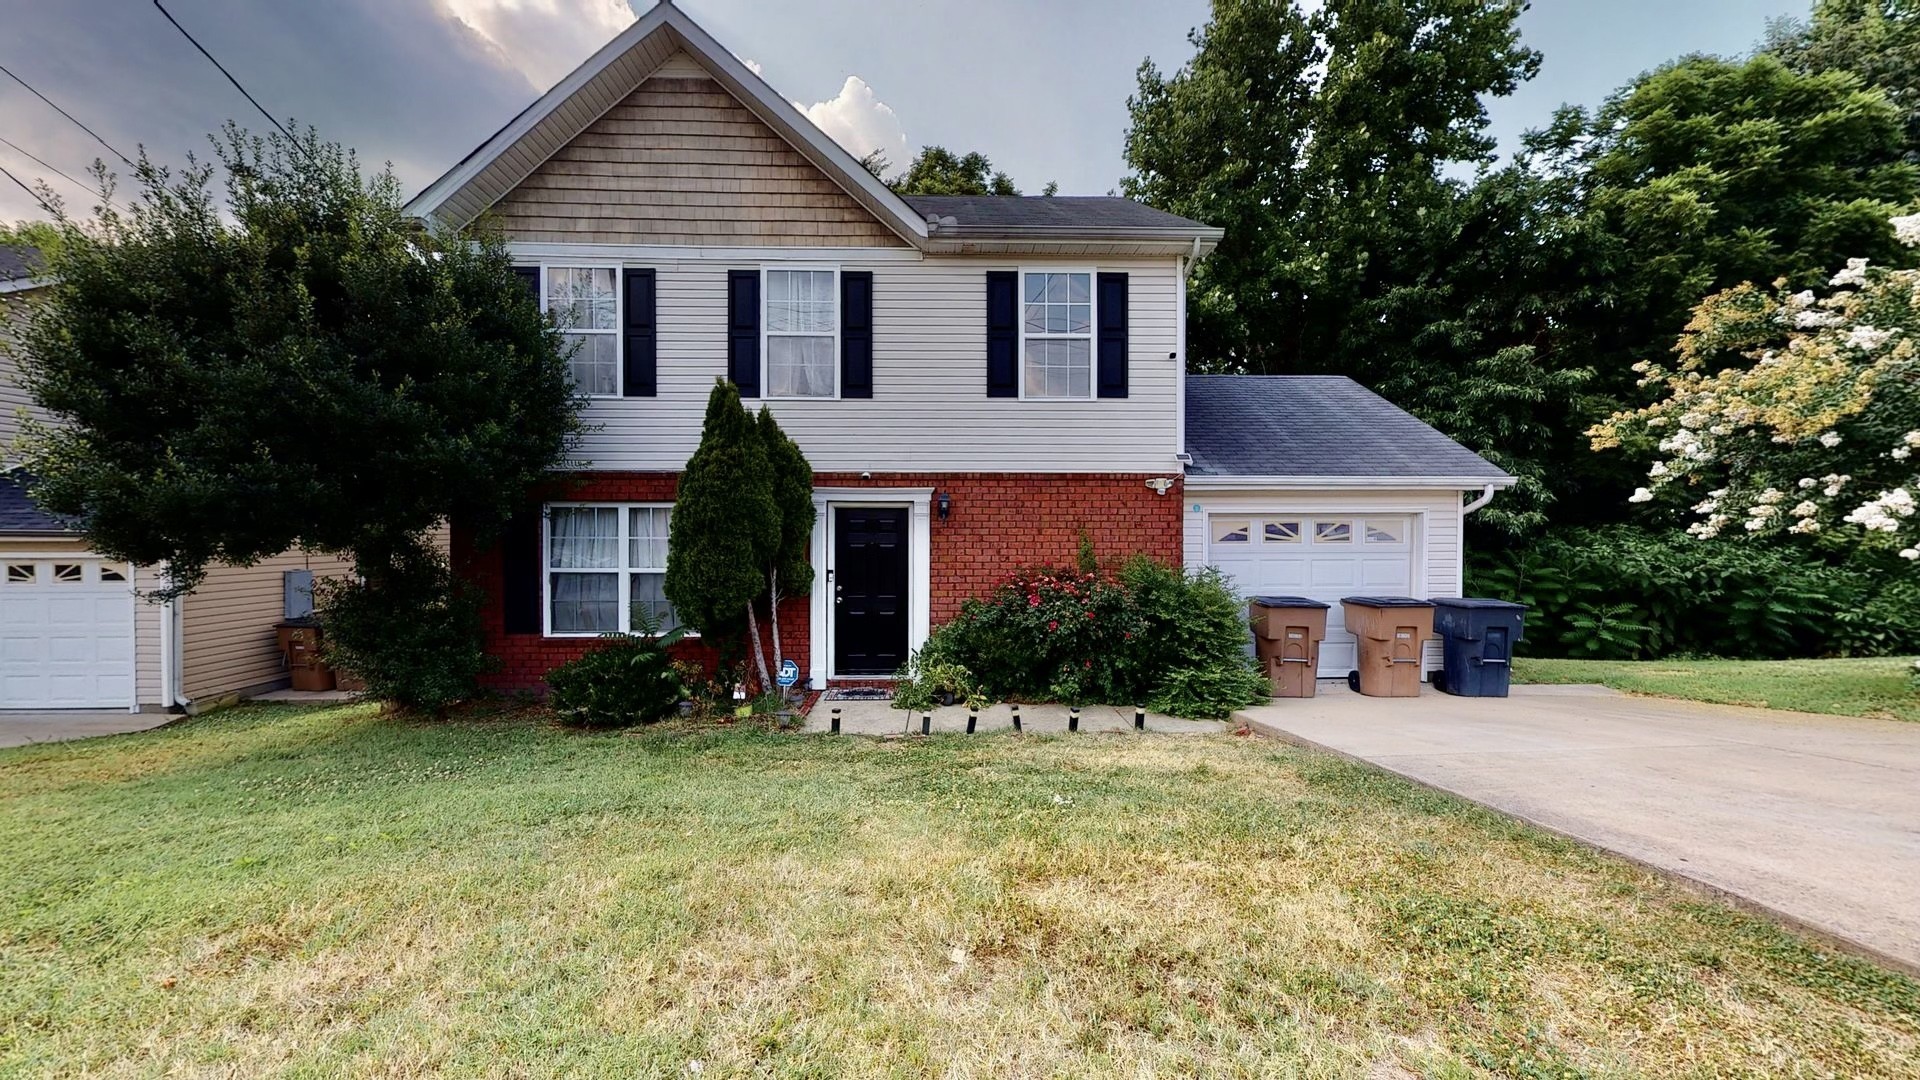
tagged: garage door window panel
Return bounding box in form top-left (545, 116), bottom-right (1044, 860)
top-left (1264, 521), bottom-right (1301, 544)
top-left (1365, 519), bottom-right (1404, 544)
top-left (1212, 519), bottom-right (1252, 545)
top-left (1314, 521), bottom-right (1353, 544)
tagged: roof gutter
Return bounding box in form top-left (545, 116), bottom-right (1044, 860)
top-left (924, 223), bottom-right (1223, 256)
top-left (1462, 484), bottom-right (1498, 515)
top-left (1183, 474), bottom-right (1519, 491)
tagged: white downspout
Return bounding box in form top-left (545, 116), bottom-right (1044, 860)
top-left (1175, 253), bottom-right (1189, 463)
top-left (1462, 484), bottom-right (1496, 515)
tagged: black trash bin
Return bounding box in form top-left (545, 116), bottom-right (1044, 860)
top-left (1429, 598), bottom-right (1526, 697)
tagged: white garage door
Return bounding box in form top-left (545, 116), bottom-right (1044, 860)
top-left (0, 558), bottom-right (136, 709)
top-left (1206, 514), bottom-right (1417, 677)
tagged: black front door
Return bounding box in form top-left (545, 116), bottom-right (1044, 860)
top-left (833, 506), bottom-right (909, 676)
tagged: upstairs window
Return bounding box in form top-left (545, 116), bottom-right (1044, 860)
top-left (545, 266), bottom-right (619, 396)
top-left (1022, 270), bottom-right (1092, 399)
top-left (765, 268), bottom-right (837, 398)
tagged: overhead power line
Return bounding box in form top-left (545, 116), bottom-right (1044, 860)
top-left (0, 160), bottom-right (57, 216)
top-left (0, 63), bottom-right (133, 167)
top-left (0, 134), bottom-right (96, 199)
top-left (152, 0), bottom-right (294, 142)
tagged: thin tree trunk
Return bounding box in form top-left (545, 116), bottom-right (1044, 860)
top-left (745, 599), bottom-right (772, 695)
top-left (768, 568), bottom-right (784, 693)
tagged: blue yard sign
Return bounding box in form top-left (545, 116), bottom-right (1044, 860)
top-left (777, 659), bottom-right (800, 688)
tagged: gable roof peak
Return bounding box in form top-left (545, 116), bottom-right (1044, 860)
top-left (404, 0), bottom-right (928, 245)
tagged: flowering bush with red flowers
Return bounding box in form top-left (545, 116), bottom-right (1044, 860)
top-left (899, 557), bottom-right (1267, 717)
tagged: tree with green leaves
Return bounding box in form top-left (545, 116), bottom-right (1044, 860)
top-left (664, 381), bottom-right (779, 690)
top-left (758, 406), bottom-right (814, 684)
top-left (1768, 0), bottom-right (1920, 155)
top-left (885, 146), bottom-right (1020, 196)
top-left (12, 125), bottom-right (582, 710)
top-left (1124, 0), bottom-right (1567, 530)
top-left (1125, 0), bottom-right (1538, 374)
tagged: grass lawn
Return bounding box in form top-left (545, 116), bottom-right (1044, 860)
top-left (2, 705), bottom-right (1916, 1077)
top-left (1514, 656), bottom-right (1920, 723)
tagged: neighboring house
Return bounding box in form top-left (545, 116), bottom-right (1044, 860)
top-left (407, 0), bottom-right (1514, 690)
top-left (0, 246), bottom-right (348, 712)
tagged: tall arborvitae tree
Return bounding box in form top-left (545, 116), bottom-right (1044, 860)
top-left (757, 406), bottom-right (814, 685)
top-left (664, 381), bottom-right (778, 690)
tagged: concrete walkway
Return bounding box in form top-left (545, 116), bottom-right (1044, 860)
top-left (0, 710), bottom-right (176, 749)
top-left (1237, 684), bottom-right (1920, 974)
top-left (805, 700), bottom-right (1227, 736)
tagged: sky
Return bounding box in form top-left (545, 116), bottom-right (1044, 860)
top-left (0, 0), bottom-right (1809, 224)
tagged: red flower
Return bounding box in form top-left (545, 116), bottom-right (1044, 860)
top-left (1083, 659), bottom-right (1092, 669)
top-left (1047, 620), bottom-right (1059, 632)
top-left (1028, 593), bottom-right (1041, 607)
top-left (1123, 632), bottom-right (1132, 640)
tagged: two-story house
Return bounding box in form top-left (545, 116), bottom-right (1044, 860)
top-left (407, 0), bottom-right (1514, 691)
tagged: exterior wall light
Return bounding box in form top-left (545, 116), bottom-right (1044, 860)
top-left (936, 490), bottom-right (952, 521)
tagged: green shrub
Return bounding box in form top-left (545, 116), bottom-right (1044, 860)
top-left (1467, 525), bottom-right (1917, 660)
top-left (905, 557), bottom-right (1267, 718)
top-left (314, 546), bottom-right (489, 713)
top-left (546, 632), bottom-right (686, 729)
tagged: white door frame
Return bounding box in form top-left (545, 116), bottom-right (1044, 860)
top-left (808, 487), bottom-right (932, 689)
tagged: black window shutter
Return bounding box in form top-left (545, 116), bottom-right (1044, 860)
top-left (1097, 272), bottom-right (1129, 399)
top-left (501, 507), bottom-right (543, 635)
top-left (512, 265), bottom-right (541, 302)
top-left (727, 269), bottom-right (760, 397)
top-left (622, 268), bottom-right (657, 397)
top-left (841, 271), bottom-right (873, 398)
top-left (985, 270), bottom-right (1017, 398)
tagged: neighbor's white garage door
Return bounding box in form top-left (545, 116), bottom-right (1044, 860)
top-left (0, 558), bottom-right (136, 709)
top-left (1206, 514), bottom-right (1417, 677)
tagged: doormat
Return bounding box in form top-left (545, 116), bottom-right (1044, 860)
top-left (822, 687), bottom-right (893, 701)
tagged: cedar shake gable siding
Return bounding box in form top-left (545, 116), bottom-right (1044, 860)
top-left (491, 73), bottom-right (906, 247)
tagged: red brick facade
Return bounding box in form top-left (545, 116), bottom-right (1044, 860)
top-left (455, 471), bottom-right (1183, 690)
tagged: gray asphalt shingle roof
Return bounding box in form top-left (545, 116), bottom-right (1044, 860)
top-left (0, 245), bottom-right (44, 287)
top-left (1185, 375), bottom-right (1511, 482)
top-left (0, 471), bottom-right (74, 535)
top-left (900, 195), bottom-right (1212, 232)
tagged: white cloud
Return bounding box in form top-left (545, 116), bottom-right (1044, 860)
top-left (795, 75), bottom-right (908, 168)
top-left (737, 56), bottom-right (763, 76)
top-left (433, 0), bottom-right (635, 89)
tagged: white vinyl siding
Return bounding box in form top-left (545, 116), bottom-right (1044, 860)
top-left (1184, 487), bottom-right (1468, 676)
top-left (537, 252), bottom-right (1182, 473)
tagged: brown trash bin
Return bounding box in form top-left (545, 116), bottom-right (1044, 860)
top-left (1250, 596), bottom-right (1330, 698)
top-left (276, 619), bottom-right (336, 692)
top-left (1340, 597), bottom-right (1434, 697)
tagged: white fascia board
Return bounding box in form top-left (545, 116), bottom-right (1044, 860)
top-left (1183, 474), bottom-right (1518, 491)
top-left (505, 241), bottom-right (923, 263)
top-left (0, 277), bottom-right (48, 295)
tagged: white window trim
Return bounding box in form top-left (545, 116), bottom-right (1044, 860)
top-left (541, 501), bottom-right (693, 638)
top-left (1017, 265), bottom-right (1098, 401)
top-left (540, 262), bottom-right (623, 399)
top-left (761, 264), bottom-right (841, 400)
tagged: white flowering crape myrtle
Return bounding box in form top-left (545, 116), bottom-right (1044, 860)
top-left (1593, 212), bottom-right (1920, 563)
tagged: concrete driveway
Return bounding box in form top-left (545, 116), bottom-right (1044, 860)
top-left (1237, 684), bottom-right (1920, 974)
top-left (0, 710), bottom-right (175, 749)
